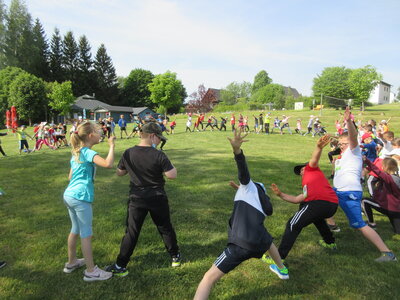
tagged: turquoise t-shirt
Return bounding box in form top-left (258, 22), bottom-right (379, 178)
top-left (64, 147), bottom-right (98, 203)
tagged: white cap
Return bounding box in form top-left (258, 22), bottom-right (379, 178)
top-left (381, 120), bottom-right (387, 124)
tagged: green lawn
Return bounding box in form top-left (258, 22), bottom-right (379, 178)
top-left (0, 105), bottom-right (399, 300)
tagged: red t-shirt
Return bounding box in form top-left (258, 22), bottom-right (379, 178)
top-left (369, 157), bottom-right (383, 178)
top-left (302, 164), bottom-right (338, 203)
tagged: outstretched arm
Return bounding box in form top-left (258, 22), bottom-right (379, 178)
top-left (271, 183), bottom-right (305, 204)
top-left (228, 129), bottom-right (250, 185)
top-left (309, 135), bottom-right (331, 168)
top-left (343, 107), bottom-right (358, 149)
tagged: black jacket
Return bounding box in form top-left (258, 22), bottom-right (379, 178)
top-left (227, 150), bottom-right (273, 254)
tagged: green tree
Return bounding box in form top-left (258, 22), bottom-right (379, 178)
top-left (0, 66), bottom-right (26, 124)
top-left (220, 81), bottom-right (252, 105)
top-left (31, 18), bottom-right (50, 80)
top-left (0, 0), bottom-right (7, 69)
top-left (4, 0), bottom-right (34, 72)
top-left (76, 35), bottom-right (96, 96)
top-left (252, 83), bottom-right (285, 109)
top-left (348, 65), bottom-right (382, 106)
top-left (49, 28), bottom-right (64, 83)
top-left (312, 66), bottom-right (353, 102)
top-left (47, 81), bottom-right (75, 115)
top-left (252, 70), bottom-right (272, 94)
top-left (148, 71), bottom-right (184, 114)
top-left (93, 43), bottom-right (118, 104)
top-left (8, 72), bottom-right (46, 125)
top-left (122, 68), bottom-right (154, 107)
top-left (62, 31), bottom-right (79, 94)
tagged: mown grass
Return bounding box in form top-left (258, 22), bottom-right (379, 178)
top-left (0, 104), bottom-right (399, 300)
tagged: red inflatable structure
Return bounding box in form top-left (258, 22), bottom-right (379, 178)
top-left (5, 109), bottom-right (11, 129)
top-left (11, 106), bottom-right (18, 130)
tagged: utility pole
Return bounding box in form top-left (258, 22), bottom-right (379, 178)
top-left (320, 94), bottom-right (323, 116)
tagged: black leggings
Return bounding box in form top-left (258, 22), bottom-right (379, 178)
top-left (219, 124), bottom-right (226, 131)
top-left (328, 148), bottom-right (341, 163)
top-left (0, 145), bottom-right (6, 156)
top-left (278, 201), bottom-right (337, 259)
top-left (362, 198), bottom-right (400, 233)
top-left (116, 197), bottom-right (179, 267)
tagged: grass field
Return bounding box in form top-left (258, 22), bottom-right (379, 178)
top-left (0, 104), bottom-right (399, 300)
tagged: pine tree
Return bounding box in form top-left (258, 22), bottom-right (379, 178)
top-left (76, 35), bottom-right (96, 96)
top-left (4, 0), bottom-right (34, 72)
top-left (62, 31), bottom-right (79, 95)
top-left (94, 44), bottom-right (118, 104)
top-left (31, 18), bottom-right (49, 80)
top-left (0, 0), bottom-right (7, 69)
top-left (49, 28), bottom-right (64, 83)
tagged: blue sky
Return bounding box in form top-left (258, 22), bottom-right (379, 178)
top-left (8, 0), bottom-right (400, 96)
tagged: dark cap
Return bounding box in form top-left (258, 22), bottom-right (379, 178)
top-left (294, 162), bottom-right (308, 175)
top-left (141, 122), bottom-right (167, 141)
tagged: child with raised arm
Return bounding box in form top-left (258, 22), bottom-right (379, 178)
top-left (362, 156), bottom-right (400, 234)
top-left (262, 135), bottom-right (338, 266)
top-left (194, 130), bottom-right (288, 300)
top-left (63, 121), bottom-right (115, 281)
top-left (333, 107), bottom-right (396, 262)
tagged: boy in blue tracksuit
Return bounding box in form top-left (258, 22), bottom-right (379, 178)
top-left (194, 130), bottom-right (288, 300)
top-left (118, 115), bottom-right (128, 138)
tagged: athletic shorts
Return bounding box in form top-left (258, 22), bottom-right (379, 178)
top-left (120, 127), bottom-right (126, 131)
top-left (335, 190), bottom-right (366, 229)
top-left (214, 244), bottom-right (263, 274)
top-left (19, 140), bottom-right (29, 150)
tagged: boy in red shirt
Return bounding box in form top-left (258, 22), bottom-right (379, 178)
top-left (262, 135), bottom-right (338, 265)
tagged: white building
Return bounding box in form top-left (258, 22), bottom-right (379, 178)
top-left (368, 81), bottom-right (391, 104)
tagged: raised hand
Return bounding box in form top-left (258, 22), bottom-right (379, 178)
top-left (317, 134), bottom-right (332, 149)
top-left (227, 129), bottom-right (249, 154)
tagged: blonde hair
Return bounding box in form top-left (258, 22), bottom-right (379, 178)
top-left (70, 121), bottom-right (99, 162)
top-left (382, 157), bottom-right (399, 175)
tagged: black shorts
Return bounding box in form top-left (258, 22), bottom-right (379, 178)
top-left (214, 244), bottom-right (264, 274)
top-left (19, 140), bottom-right (29, 150)
top-left (120, 127), bottom-right (126, 131)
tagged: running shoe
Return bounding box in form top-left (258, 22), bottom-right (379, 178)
top-left (269, 264), bottom-right (289, 280)
top-left (0, 261), bottom-right (6, 269)
top-left (106, 263), bottom-right (129, 277)
top-left (318, 240), bottom-right (337, 250)
top-left (63, 258), bottom-right (85, 273)
top-left (375, 252), bottom-right (397, 262)
top-left (83, 266), bottom-right (112, 282)
top-left (171, 253), bottom-right (181, 267)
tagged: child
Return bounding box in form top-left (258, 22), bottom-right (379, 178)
top-left (333, 107), bottom-right (396, 262)
top-left (169, 118), bottom-right (177, 134)
top-left (230, 114), bottom-right (236, 132)
top-left (303, 115), bottom-right (315, 136)
top-left (262, 135), bottom-right (338, 265)
top-left (362, 157), bottom-right (400, 234)
top-left (280, 115), bottom-right (292, 135)
top-left (0, 132), bottom-right (7, 156)
top-left (186, 113), bottom-right (192, 132)
top-left (264, 112), bottom-right (271, 134)
top-left (194, 130), bottom-right (288, 300)
top-left (63, 121), bottom-right (115, 281)
top-left (118, 114), bottom-right (128, 138)
top-left (16, 125), bottom-right (33, 154)
top-left (219, 117), bottom-right (227, 131)
top-left (295, 119), bottom-right (302, 135)
top-left (271, 117), bottom-right (281, 133)
top-left (106, 122), bottom-right (180, 277)
top-left (252, 114), bottom-right (259, 133)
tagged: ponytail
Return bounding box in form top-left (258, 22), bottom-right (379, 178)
top-left (69, 121), bottom-right (98, 162)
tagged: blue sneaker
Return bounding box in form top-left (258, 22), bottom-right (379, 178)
top-left (269, 264), bottom-right (289, 280)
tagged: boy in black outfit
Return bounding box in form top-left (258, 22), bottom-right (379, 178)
top-left (106, 122), bottom-right (180, 277)
top-left (194, 130), bottom-right (288, 300)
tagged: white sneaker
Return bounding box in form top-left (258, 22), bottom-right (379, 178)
top-left (83, 266), bottom-right (112, 282)
top-left (63, 258), bottom-right (85, 273)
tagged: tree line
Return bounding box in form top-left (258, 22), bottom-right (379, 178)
top-left (0, 0), bottom-right (186, 126)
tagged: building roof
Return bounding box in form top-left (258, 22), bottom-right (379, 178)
top-left (283, 86), bottom-right (301, 98)
top-left (72, 95), bottom-right (151, 114)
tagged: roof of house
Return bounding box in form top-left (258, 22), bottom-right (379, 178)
top-left (72, 95), bottom-right (152, 114)
top-left (283, 86), bottom-right (301, 98)
top-left (202, 88), bottom-right (221, 103)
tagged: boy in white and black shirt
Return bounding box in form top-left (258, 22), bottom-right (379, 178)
top-left (194, 130), bottom-right (288, 300)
